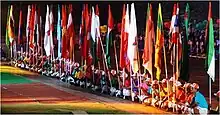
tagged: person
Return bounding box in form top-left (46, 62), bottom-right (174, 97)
top-left (211, 91), bottom-right (220, 113)
top-left (110, 69), bottom-right (118, 96)
top-left (191, 83), bottom-right (208, 114)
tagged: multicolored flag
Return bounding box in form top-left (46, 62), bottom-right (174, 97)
top-left (206, 2), bottom-right (215, 82)
top-left (7, 5), bottom-right (15, 47)
top-left (44, 5), bottom-right (53, 56)
top-left (106, 5), bottom-right (114, 67)
top-left (5, 6), bottom-right (10, 48)
top-left (180, 3), bottom-right (190, 82)
top-left (127, 3), bottom-right (139, 73)
top-left (142, 3), bottom-right (154, 76)
top-left (154, 3), bottom-right (164, 80)
top-left (119, 4), bottom-right (130, 70)
top-left (29, 4), bottom-right (36, 51)
top-left (95, 5), bottom-right (101, 63)
top-left (26, 5), bottom-right (31, 53)
top-left (57, 4), bottom-right (62, 58)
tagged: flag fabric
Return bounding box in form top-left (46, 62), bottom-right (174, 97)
top-left (142, 3), bottom-right (154, 76)
top-left (90, 6), bottom-right (96, 42)
top-left (18, 9), bottom-right (23, 46)
top-left (155, 3), bottom-right (164, 80)
top-left (26, 5), bottom-right (31, 51)
top-left (79, 5), bottom-right (84, 49)
top-left (119, 4), bottom-right (130, 69)
top-left (61, 5), bottom-right (68, 59)
top-left (67, 4), bottom-right (75, 61)
top-left (82, 4), bottom-right (89, 59)
top-left (57, 4), bottom-right (62, 58)
top-left (206, 2), bottom-right (215, 82)
top-left (106, 5), bottom-right (114, 67)
top-left (49, 5), bottom-right (54, 58)
top-left (5, 6), bottom-right (10, 48)
top-left (29, 5), bottom-right (36, 51)
top-left (180, 3), bottom-right (190, 82)
top-left (95, 5), bottom-right (102, 63)
top-left (8, 5), bottom-right (15, 46)
top-left (44, 5), bottom-right (53, 56)
top-left (127, 3), bottom-right (139, 73)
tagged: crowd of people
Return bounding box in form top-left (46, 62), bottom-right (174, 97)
top-left (9, 51), bottom-right (219, 114)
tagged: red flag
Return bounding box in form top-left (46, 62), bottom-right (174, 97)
top-left (18, 9), bottom-right (22, 45)
top-left (82, 4), bottom-right (89, 59)
top-left (29, 4), bottom-right (36, 50)
top-left (61, 5), bottom-right (68, 59)
top-left (142, 3), bottom-right (155, 76)
top-left (67, 4), bottom-right (75, 61)
top-left (95, 5), bottom-right (101, 60)
top-left (119, 4), bottom-right (130, 70)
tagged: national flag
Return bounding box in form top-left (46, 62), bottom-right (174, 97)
top-left (82, 4), bottom-right (89, 59)
top-left (57, 4), bottom-right (62, 58)
top-left (29, 4), bottom-right (36, 51)
top-left (44, 5), bottom-right (53, 56)
top-left (142, 3), bottom-right (155, 76)
top-left (106, 5), bottom-right (114, 67)
top-left (8, 5), bottom-right (15, 46)
top-left (119, 4), bottom-right (130, 69)
top-left (5, 6), bottom-right (10, 48)
top-left (61, 5), bottom-right (68, 59)
top-left (206, 2), bottom-right (215, 82)
top-left (26, 5), bottom-right (31, 51)
top-left (180, 3), bottom-right (190, 82)
top-left (49, 5), bottom-right (54, 58)
top-left (127, 3), bottom-right (139, 73)
top-left (95, 5), bottom-right (102, 63)
top-left (79, 5), bottom-right (84, 49)
top-left (90, 6), bottom-right (96, 42)
top-left (155, 3), bottom-right (164, 80)
top-left (67, 4), bottom-right (75, 61)
top-left (18, 9), bottom-right (23, 46)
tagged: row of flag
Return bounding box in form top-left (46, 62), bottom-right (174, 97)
top-left (5, 2), bottom-right (215, 82)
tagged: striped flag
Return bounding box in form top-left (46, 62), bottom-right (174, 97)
top-left (26, 5), bottom-right (31, 52)
top-left (57, 4), bottom-right (62, 58)
top-left (61, 5), bottom-right (68, 59)
top-left (5, 6), bottom-right (10, 48)
top-left (106, 4), bottom-right (114, 67)
top-left (142, 3), bottom-right (154, 76)
top-left (95, 5), bottom-right (101, 63)
top-left (155, 3), bottom-right (164, 80)
top-left (29, 5), bottom-right (36, 51)
top-left (206, 2), bottom-right (215, 82)
top-left (44, 5), bottom-right (53, 56)
top-left (128, 3), bottom-right (139, 73)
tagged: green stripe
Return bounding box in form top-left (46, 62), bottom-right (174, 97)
top-left (1, 72), bottom-right (36, 84)
top-left (5, 6), bottom-right (10, 48)
top-left (157, 6), bottom-right (163, 31)
top-left (207, 18), bottom-right (214, 67)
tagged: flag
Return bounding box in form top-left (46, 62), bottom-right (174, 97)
top-left (90, 6), bottom-right (96, 42)
top-left (49, 5), bottom-right (54, 57)
top-left (29, 5), bottom-right (36, 51)
top-left (142, 3), bottom-right (154, 76)
top-left (61, 5), bottom-right (68, 59)
top-left (127, 3), bottom-right (139, 73)
top-left (154, 3), bottom-right (164, 80)
top-left (67, 4), bottom-right (75, 61)
top-left (18, 9), bottom-right (23, 46)
top-left (5, 6), bottom-right (10, 48)
top-left (79, 5), bottom-right (84, 49)
top-left (8, 5), bottom-right (15, 46)
top-left (44, 5), bottom-right (53, 56)
top-left (119, 4), bottom-right (130, 69)
top-left (26, 5), bottom-right (31, 51)
top-left (82, 4), bottom-right (89, 59)
top-left (180, 3), bottom-right (190, 82)
top-left (106, 5), bottom-right (114, 67)
top-left (206, 2), bottom-right (215, 82)
top-left (169, 4), bottom-right (182, 63)
top-left (57, 4), bottom-right (62, 58)
top-left (95, 5), bottom-right (101, 63)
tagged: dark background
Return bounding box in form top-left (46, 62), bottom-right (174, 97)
top-left (1, 1), bottom-right (219, 37)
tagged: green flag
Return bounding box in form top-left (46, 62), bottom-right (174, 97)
top-left (180, 3), bottom-right (190, 82)
top-left (5, 6), bottom-right (10, 48)
top-left (206, 2), bottom-right (215, 82)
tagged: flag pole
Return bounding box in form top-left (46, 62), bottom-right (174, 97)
top-left (113, 40), bottom-right (121, 90)
top-left (99, 36), bottom-right (112, 88)
top-left (172, 44), bottom-right (175, 112)
top-left (209, 77), bottom-right (212, 105)
top-left (163, 45), bottom-right (169, 101)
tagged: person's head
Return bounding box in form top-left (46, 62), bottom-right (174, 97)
top-left (161, 79), bottom-right (167, 87)
top-left (191, 83), bottom-right (199, 93)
